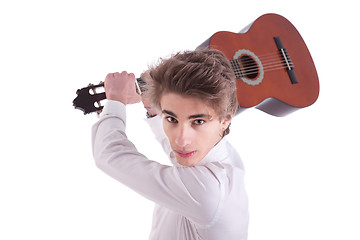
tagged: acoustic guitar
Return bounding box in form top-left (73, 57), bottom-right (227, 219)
top-left (73, 13), bottom-right (319, 116)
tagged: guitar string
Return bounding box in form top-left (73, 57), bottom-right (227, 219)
top-left (232, 65), bottom-right (291, 78)
top-left (231, 51), bottom-right (293, 68)
top-left (232, 51), bottom-right (283, 62)
top-left (231, 61), bottom-right (293, 76)
top-left (232, 58), bottom-right (294, 73)
top-left (237, 62), bottom-right (294, 71)
top-left (231, 61), bottom-right (293, 77)
top-left (230, 52), bottom-right (293, 77)
top-left (232, 50), bottom-right (292, 62)
top-left (235, 58), bottom-right (293, 71)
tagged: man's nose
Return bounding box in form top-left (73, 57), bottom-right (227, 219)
top-left (175, 126), bottom-right (192, 148)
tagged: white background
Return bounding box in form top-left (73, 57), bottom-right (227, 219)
top-left (1, 0), bottom-right (359, 239)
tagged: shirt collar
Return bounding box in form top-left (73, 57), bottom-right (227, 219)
top-left (197, 137), bottom-right (229, 166)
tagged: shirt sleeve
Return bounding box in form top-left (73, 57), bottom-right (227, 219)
top-left (91, 100), bottom-right (226, 227)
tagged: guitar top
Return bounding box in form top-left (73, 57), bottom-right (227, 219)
top-left (197, 13), bottom-right (319, 116)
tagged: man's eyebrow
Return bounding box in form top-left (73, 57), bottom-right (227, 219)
top-left (162, 110), bottom-right (212, 120)
top-left (162, 110), bottom-right (177, 117)
top-left (188, 114), bottom-right (212, 120)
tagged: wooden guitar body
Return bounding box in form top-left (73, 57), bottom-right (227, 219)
top-left (197, 13), bottom-right (319, 116)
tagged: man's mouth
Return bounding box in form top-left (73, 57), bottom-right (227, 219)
top-left (175, 151), bottom-right (196, 158)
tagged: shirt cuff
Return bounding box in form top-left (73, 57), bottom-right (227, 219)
top-left (100, 100), bottom-right (126, 119)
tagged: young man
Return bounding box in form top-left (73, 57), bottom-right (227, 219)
top-left (92, 50), bottom-right (249, 239)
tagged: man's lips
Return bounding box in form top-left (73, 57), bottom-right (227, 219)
top-left (175, 151), bottom-right (196, 158)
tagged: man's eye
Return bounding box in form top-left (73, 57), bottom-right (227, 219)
top-left (166, 116), bottom-right (178, 123)
top-left (193, 119), bottom-right (205, 125)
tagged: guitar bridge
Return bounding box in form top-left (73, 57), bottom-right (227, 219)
top-left (273, 36), bottom-right (298, 84)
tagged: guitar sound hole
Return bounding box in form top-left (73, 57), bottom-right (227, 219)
top-left (239, 55), bottom-right (258, 79)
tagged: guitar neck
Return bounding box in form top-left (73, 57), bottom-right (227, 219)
top-left (73, 77), bottom-right (145, 114)
top-left (91, 77), bottom-right (145, 92)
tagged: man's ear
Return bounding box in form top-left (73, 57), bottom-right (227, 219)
top-left (221, 115), bottom-right (232, 129)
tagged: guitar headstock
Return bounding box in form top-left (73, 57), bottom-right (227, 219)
top-left (73, 82), bottom-right (106, 115)
top-left (73, 78), bottom-right (146, 115)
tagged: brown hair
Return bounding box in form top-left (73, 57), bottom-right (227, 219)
top-left (146, 49), bottom-right (238, 136)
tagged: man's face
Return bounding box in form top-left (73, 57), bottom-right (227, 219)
top-left (160, 93), bottom-right (231, 166)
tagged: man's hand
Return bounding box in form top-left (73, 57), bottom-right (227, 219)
top-left (104, 71), bottom-right (142, 105)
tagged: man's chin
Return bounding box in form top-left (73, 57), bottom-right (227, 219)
top-left (176, 155), bottom-right (201, 167)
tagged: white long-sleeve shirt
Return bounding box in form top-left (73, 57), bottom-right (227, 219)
top-left (92, 100), bottom-right (249, 240)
